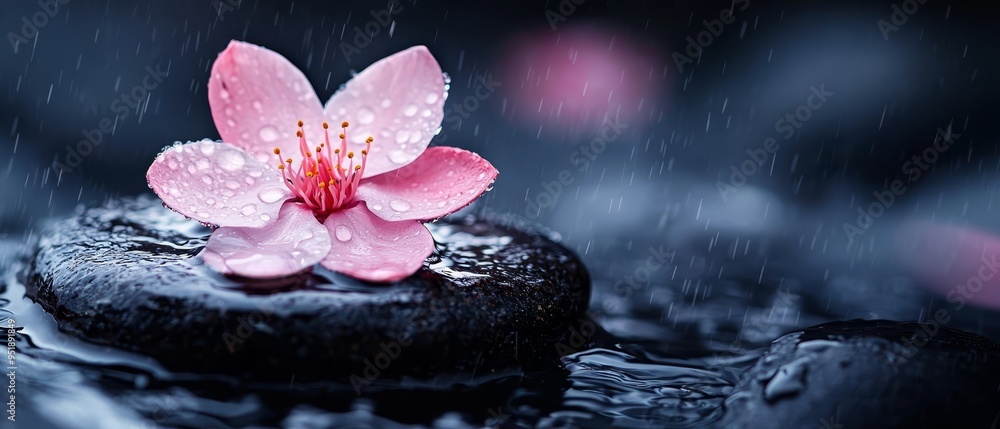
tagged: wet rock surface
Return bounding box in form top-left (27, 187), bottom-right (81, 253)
top-left (25, 196), bottom-right (590, 383)
top-left (719, 319), bottom-right (1000, 429)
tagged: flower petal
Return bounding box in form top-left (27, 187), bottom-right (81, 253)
top-left (208, 40), bottom-right (325, 164)
top-left (146, 140), bottom-right (291, 227)
top-left (320, 204), bottom-right (434, 282)
top-left (201, 202), bottom-right (332, 278)
top-left (356, 147), bottom-right (498, 221)
top-left (324, 46), bottom-right (446, 178)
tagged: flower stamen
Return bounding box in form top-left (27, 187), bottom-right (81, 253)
top-left (274, 120), bottom-right (374, 216)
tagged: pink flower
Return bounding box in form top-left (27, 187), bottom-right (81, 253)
top-left (146, 41), bottom-right (498, 282)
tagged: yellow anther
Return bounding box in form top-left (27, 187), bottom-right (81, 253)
top-left (297, 120), bottom-right (304, 127)
top-left (277, 164), bottom-right (285, 170)
top-left (273, 148), bottom-right (281, 155)
top-left (366, 136), bottom-right (374, 144)
top-left (316, 146), bottom-right (322, 153)
top-left (354, 165), bottom-right (362, 171)
top-left (306, 151), bottom-right (312, 157)
top-left (296, 130), bottom-right (303, 138)
top-left (347, 152), bottom-right (355, 159)
top-left (341, 121), bottom-right (350, 128)
top-left (322, 122), bottom-right (329, 129)
top-left (338, 133), bottom-right (346, 139)
top-left (318, 181), bottom-right (326, 188)
top-left (334, 149), bottom-right (341, 154)
top-left (285, 158), bottom-right (292, 163)
top-left (306, 171), bottom-right (314, 178)
top-left (361, 149), bottom-right (368, 155)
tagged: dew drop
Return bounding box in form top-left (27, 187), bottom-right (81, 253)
top-left (380, 99), bottom-right (392, 109)
top-left (199, 144), bottom-right (216, 155)
top-left (252, 100), bottom-right (263, 112)
top-left (196, 159), bottom-right (211, 170)
top-left (257, 188), bottom-right (286, 203)
top-left (334, 225), bottom-right (353, 242)
top-left (395, 130), bottom-right (409, 144)
top-left (388, 150), bottom-right (410, 164)
top-left (201, 176), bottom-right (213, 185)
top-left (219, 89), bottom-right (230, 100)
top-left (259, 213), bottom-right (271, 222)
top-left (167, 160), bottom-right (178, 170)
top-left (226, 119), bottom-right (236, 127)
top-left (225, 180), bottom-right (241, 190)
top-left (248, 169), bottom-right (263, 178)
top-left (389, 200), bottom-right (411, 212)
top-left (186, 165), bottom-right (197, 174)
top-left (206, 198), bottom-right (215, 205)
top-left (425, 92), bottom-right (439, 104)
top-left (358, 108), bottom-right (375, 124)
top-left (245, 177), bottom-right (256, 185)
top-left (372, 203), bottom-right (383, 211)
top-left (217, 150), bottom-right (246, 171)
top-left (403, 104), bottom-right (418, 117)
top-left (437, 200), bottom-right (447, 208)
top-left (259, 126), bottom-right (279, 142)
top-left (421, 109), bottom-right (432, 118)
top-left (240, 204), bottom-right (257, 215)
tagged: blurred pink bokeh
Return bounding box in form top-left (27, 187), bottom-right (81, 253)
top-left (496, 24), bottom-right (667, 134)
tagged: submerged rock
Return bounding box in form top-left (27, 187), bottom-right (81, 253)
top-left (719, 319), bottom-right (1000, 429)
top-left (26, 197), bottom-right (590, 385)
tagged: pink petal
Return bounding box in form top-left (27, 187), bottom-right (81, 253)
top-left (324, 46), bottom-right (446, 178)
top-left (356, 147), bottom-right (498, 221)
top-left (320, 204), bottom-right (434, 282)
top-left (209, 40), bottom-right (325, 164)
top-left (201, 202), bottom-right (332, 278)
top-left (894, 221), bottom-right (1000, 310)
top-left (146, 140), bottom-right (292, 227)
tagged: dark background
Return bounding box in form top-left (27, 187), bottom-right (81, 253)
top-left (3, 0), bottom-right (999, 240)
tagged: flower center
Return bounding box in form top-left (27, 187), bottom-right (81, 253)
top-left (273, 120), bottom-right (373, 217)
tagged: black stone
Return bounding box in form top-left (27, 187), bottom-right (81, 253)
top-left (26, 197), bottom-right (590, 384)
top-left (719, 319), bottom-right (1000, 429)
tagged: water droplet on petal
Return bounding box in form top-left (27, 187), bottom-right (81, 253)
top-left (167, 160), bottom-right (178, 170)
top-left (388, 151), bottom-right (409, 164)
top-left (372, 203), bottom-right (383, 211)
top-left (389, 200), bottom-right (411, 212)
top-left (403, 104), bottom-right (418, 117)
top-left (225, 180), bottom-right (241, 190)
top-left (217, 150), bottom-right (246, 171)
top-left (252, 100), bottom-right (263, 112)
top-left (219, 89), bottom-right (230, 100)
top-left (240, 204), bottom-right (257, 215)
top-left (395, 130), bottom-right (409, 144)
top-left (202, 176), bottom-right (213, 185)
top-left (334, 225), bottom-right (353, 242)
top-left (259, 126), bottom-right (279, 142)
top-left (259, 213), bottom-right (271, 222)
top-left (380, 99), bottom-right (392, 108)
top-left (226, 119), bottom-right (236, 127)
top-left (425, 93), bottom-right (439, 104)
top-left (437, 200), bottom-right (447, 208)
top-left (199, 144), bottom-right (216, 155)
top-left (257, 188), bottom-right (286, 203)
top-left (358, 108), bottom-right (375, 124)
